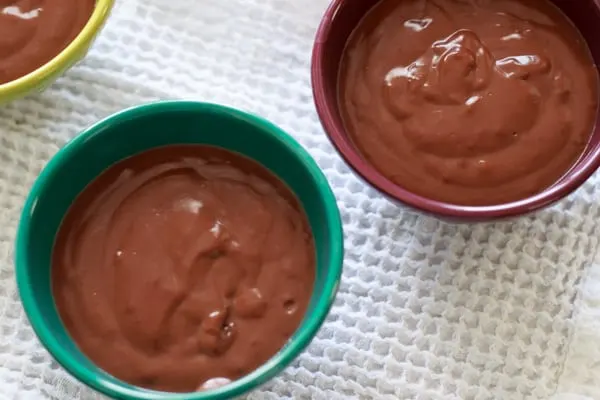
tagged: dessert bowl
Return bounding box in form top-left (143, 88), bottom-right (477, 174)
top-left (311, 0), bottom-right (600, 221)
top-left (0, 0), bottom-right (114, 103)
top-left (15, 101), bottom-right (343, 399)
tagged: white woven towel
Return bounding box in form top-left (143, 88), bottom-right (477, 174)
top-left (1, 0), bottom-right (600, 399)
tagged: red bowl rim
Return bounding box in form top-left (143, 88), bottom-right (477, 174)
top-left (311, 0), bottom-right (600, 220)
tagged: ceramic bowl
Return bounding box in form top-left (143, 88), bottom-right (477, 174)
top-left (0, 0), bottom-right (114, 103)
top-left (15, 101), bottom-right (343, 399)
top-left (311, 0), bottom-right (600, 221)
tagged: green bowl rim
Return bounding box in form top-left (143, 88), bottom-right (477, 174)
top-left (15, 100), bottom-right (344, 399)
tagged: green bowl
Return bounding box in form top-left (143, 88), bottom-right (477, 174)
top-left (15, 101), bottom-right (344, 399)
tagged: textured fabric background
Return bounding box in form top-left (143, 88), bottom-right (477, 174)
top-left (1, 0), bottom-right (600, 399)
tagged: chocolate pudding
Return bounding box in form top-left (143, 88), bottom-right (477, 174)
top-left (51, 146), bottom-right (315, 393)
top-left (0, 0), bottom-right (95, 84)
top-left (339, 0), bottom-right (599, 206)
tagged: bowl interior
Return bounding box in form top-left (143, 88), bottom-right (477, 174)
top-left (313, 0), bottom-right (600, 219)
top-left (16, 101), bottom-right (343, 399)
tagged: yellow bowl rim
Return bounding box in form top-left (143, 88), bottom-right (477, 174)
top-left (0, 0), bottom-right (115, 98)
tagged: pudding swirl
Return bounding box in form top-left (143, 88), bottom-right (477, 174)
top-left (0, 0), bottom-right (95, 83)
top-left (52, 146), bottom-right (315, 393)
top-left (340, 0), bottom-right (599, 205)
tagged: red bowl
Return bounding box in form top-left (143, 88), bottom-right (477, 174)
top-left (311, 0), bottom-right (600, 221)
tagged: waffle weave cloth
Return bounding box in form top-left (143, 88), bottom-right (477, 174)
top-left (1, 0), bottom-right (600, 399)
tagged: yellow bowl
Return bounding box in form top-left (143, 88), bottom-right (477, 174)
top-left (0, 0), bottom-right (115, 103)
